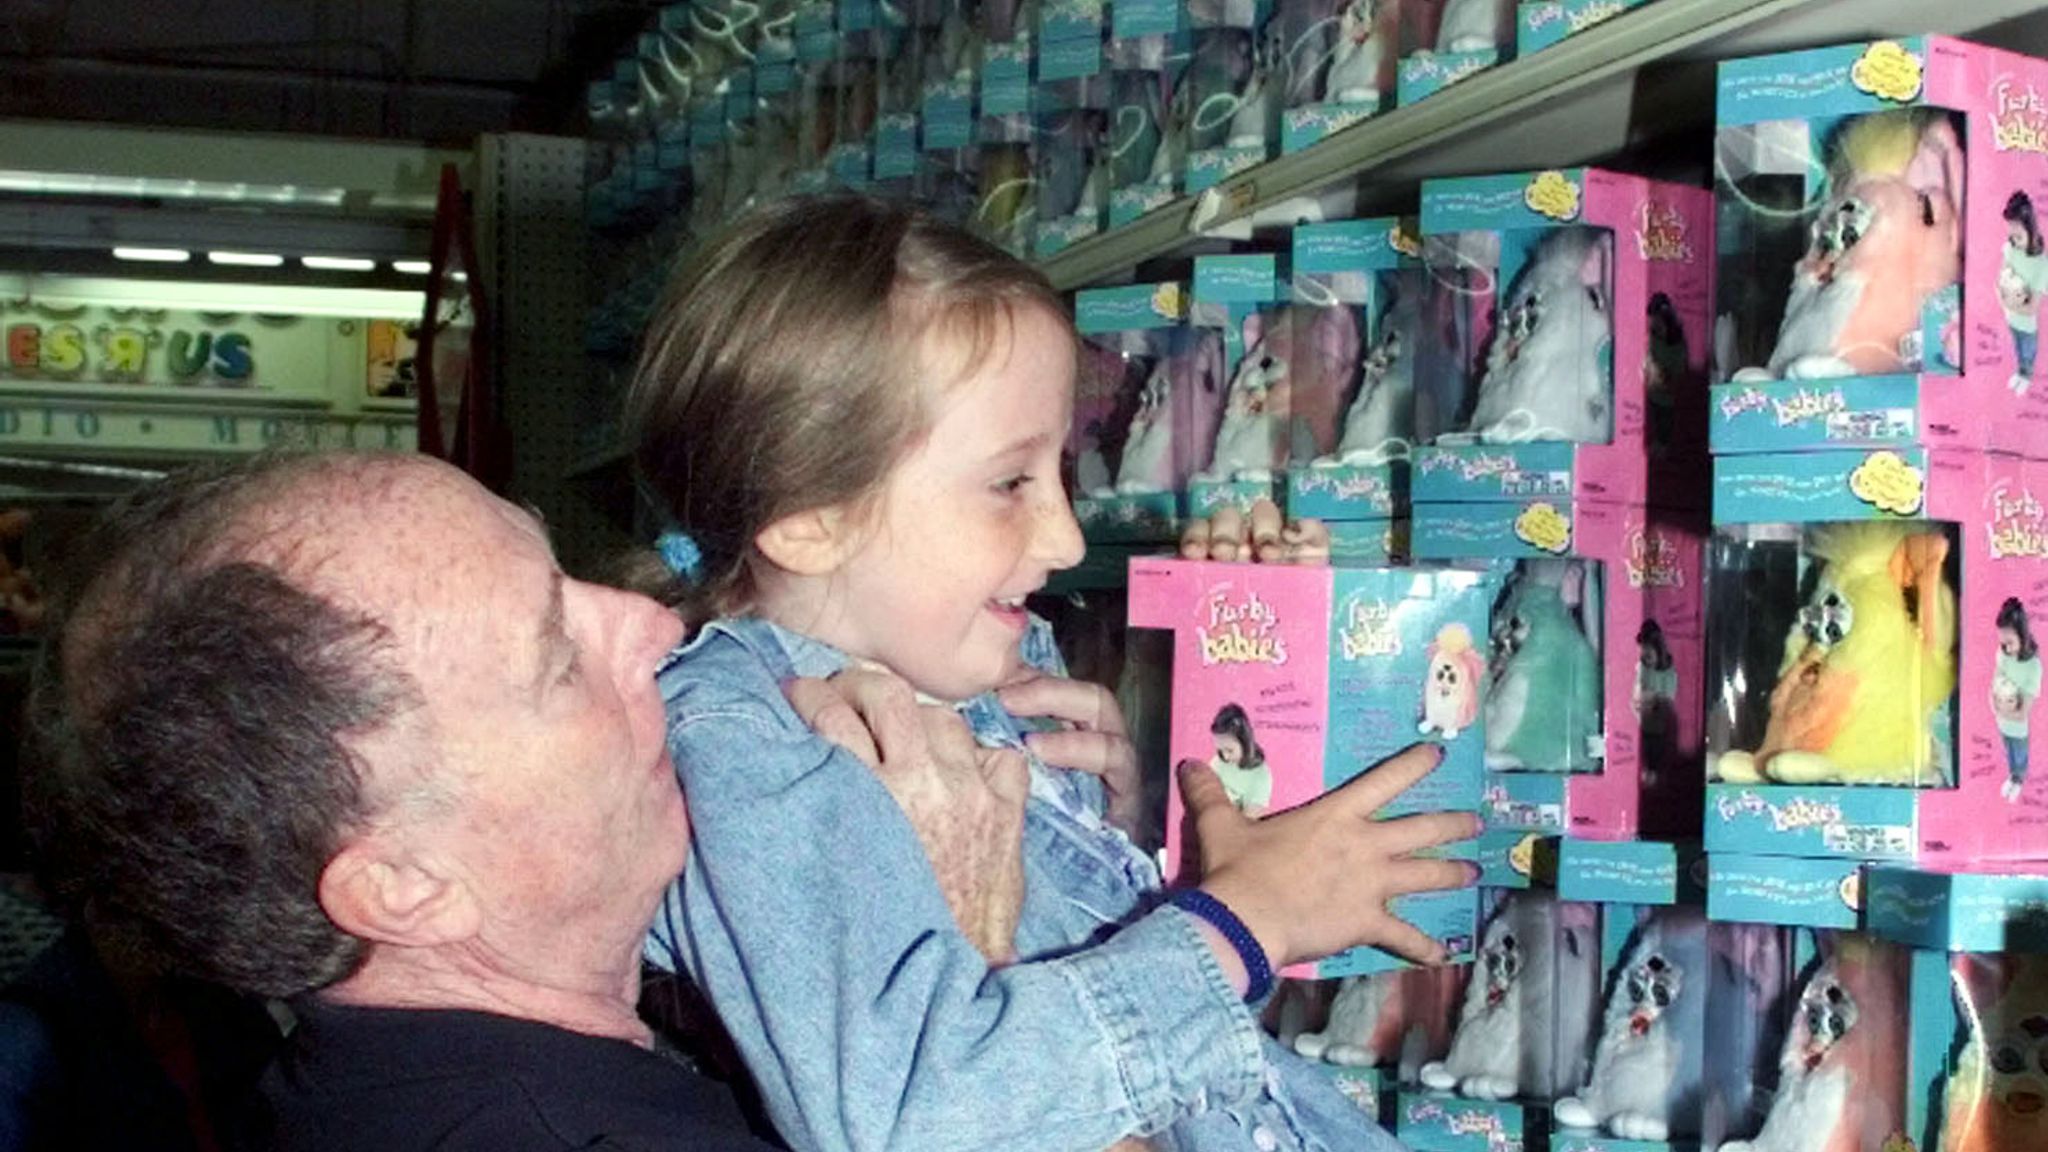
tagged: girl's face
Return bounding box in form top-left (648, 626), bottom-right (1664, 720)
top-left (1214, 733), bottom-right (1244, 766)
top-left (2012, 220), bottom-right (2031, 251)
top-left (2003, 626), bottom-right (2024, 659)
top-left (810, 302), bottom-right (1085, 700)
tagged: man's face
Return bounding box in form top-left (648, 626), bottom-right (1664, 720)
top-left (323, 461), bottom-right (686, 973)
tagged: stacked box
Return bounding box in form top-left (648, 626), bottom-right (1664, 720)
top-left (1713, 37), bottom-right (2048, 461)
top-left (1032, 3), bottom-right (1108, 256)
top-left (1280, 0), bottom-right (1402, 154)
top-left (1128, 556), bottom-right (1492, 976)
top-left (1070, 282), bottom-right (1201, 543)
top-left (1398, 0), bottom-right (1515, 106)
top-left (1188, 253), bottom-right (1290, 518)
top-left (1513, 0), bottom-right (1647, 57)
top-left (1103, 0), bottom-right (1188, 227)
top-left (1185, 1), bottom-right (1279, 192)
top-left (1285, 216), bottom-right (1424, 563)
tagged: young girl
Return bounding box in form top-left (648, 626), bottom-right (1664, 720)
top-left (2001, 191), bottom-right (2047, 395)
top-left (629, 196), bottom-right (1471, 1152)
top-left (1209, 703), bottom-right (1272, 817)
top-left (1995, 597), bottom-right (2040, 802)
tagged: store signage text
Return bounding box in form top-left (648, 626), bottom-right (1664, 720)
top-left (3, 320), bottom-right (254, 386)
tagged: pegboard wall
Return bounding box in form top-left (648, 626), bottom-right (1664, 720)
top-left (478, 133), bottom-right (636, 577)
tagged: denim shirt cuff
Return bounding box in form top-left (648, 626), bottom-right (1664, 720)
top-left (1053, 905), bottom-right (1267, 1133)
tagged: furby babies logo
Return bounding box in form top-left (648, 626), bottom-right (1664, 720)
top-left (1636, 200), bottom-right (1694, 263)
top-left (1624, 528), bottom-right (1684, 588)
top-left (1992, 75), bottom-right (2048, 156)
top-left (1988, 479), bottom-right (2048, 560)
top-left (1198, 585), bottom-right (1288, 666)
top-left (1338, 597), bottom-right (1402, 661)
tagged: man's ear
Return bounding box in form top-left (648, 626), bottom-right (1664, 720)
top-left (755, 504), bottom-right (864, 576)
top-left (318, 835), bottom-right (480, 950)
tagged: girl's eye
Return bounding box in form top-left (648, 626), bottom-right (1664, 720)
top-left (994, 475), bottom-right (1032, 494)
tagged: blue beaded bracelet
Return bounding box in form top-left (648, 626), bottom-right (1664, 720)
top-left (1170, 889), bottom-right (1274, 1005)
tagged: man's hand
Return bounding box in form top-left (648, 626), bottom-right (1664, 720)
top-left (1177, 744), bottom-right (1479, 969)
top-left (997, 673), bottom-right (1142, 835)
top-left (786, 670), bottom-right (1029, 964)
top-left (1180, 499), bottom-right (1329, 566)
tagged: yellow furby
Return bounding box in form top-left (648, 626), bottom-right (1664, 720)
top-left (1746, 521), bottom-right (1957, 785)
top-left (1831, 108), bottom-right (1938, 182)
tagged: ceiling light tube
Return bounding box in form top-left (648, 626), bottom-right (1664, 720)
top-left (302, 256), bottom-right (377, 272)
top-left (391, 260), bottom-right (433, 275)
top-left (208, 250), bottom-right (285, 267)
top-left (112, 246), bottom-right (191, 263)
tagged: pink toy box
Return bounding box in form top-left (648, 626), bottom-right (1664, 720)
top-left (1127, 556), bottom-right (1492, 977)
top-left (1713, 37), bottom-right (2048, 462)
top-left (1703, 448), bottom-right (2048, 865)
top-left (1411, 496), bottom-right (1708, 842)
top-left (1410, 167), bottom-right (1714, 510)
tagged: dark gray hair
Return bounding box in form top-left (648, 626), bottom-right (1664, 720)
top-left (28, 453), bottom-right (423, 998)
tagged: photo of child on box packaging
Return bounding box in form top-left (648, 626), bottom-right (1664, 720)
top-left (2002, 190), bottom-right (2047, 395)
top-left (1995, 596), bottom-right (2041, 802)
top-left (1210, 701), bottom-right (1274, 816)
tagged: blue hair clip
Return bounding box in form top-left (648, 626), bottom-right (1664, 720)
top-left (657, 531), bottom-right (704, 583)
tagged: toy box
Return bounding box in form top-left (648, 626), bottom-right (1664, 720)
top-left (1285, 217), bottom-right (1424, 526)
top-left (1398, 0), bottom-right (1514, 107)
top-left (827, 4), bottom-right (879, 189)
top-left (1713, 37), bottom-right (2048, 461)
top-left (1514, 0), bottom-right (1647, 58)
top-left (1866, 865), bottom-right (2048, 1152)
top-left (871, 6), bottom-right (923, 184)
top-left (1104, 3), bottom-right (1188, 227)
top-left (1126, 556), bottom-right (1491, 976)
top-left (916, 0), bottom-right (977, 152)
top-left (1545, 841), bottom-right (1801, 1152)
top-left (1410, 168), bottom-right (1714, 510)
top-left (1703, 449), bottom-right (2048, 864)
top-left (1188, 254), bottom-right (1290, 517)
top-left (1394, 889), bottom-right (1601, 1152)
top-left (1279, 0), bottom-right (1402, 154)
top-left (1032, 72), bottom-right (1109, 258)
top-left (1281, 965), bottom-right (1469, 1127)
top-left (1071, 282), bottom-right (1203, 543)
top-left (1413, 498), bottom-right (1708, 842)
top-left (1185, 2), bottom-right (1278, 192)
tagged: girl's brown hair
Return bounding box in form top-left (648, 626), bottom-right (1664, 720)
top-left (626, 194), bottom-right (1068, 623)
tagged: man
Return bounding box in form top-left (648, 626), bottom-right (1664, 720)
top-left (30, 452), bottom-right (1465, 1150)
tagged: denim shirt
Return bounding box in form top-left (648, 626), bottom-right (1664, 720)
top-left (646, 615), bottom-right (1404, 1152)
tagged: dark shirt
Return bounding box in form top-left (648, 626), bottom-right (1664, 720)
top-left (254, 1000), bottom-right (776, 1151)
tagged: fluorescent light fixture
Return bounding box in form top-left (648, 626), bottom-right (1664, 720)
top-left (391, 260), bottom-right (433, 275)
top-left (0, 169), bottom-right (347, 207)
top-left (208, 250), bottom-right (285, 267)
top-left (21, 273), bottom-right (426, 320)
top-left (302, 256), bottom-right (377, 272)
top-left (112, 246), bottom-right (190, 262)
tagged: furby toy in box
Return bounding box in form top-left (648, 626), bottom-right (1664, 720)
top-left (1412, 497), bottom-right (1708, 842)
top-left (1397, 0), bottom-right (1513, 106)
top-left (1070, 282), bottom-right (1214, 544)
top-left (1866, 864), bottom-right (2048, 1152)
top-left (1127, 556), bottom-right (1491, 976)
top-left (1712, 37), bottom-right (2048, 461)
top-left (1703, 448), bottom-right (2048, 865)
top-left (1545, 840), bottom-right (1798, 1152)
top-left (1183, 0), bottom-right (1279, 191)
top-left (1279, 0), bottom-right (1403, 154)
top-left (1285, 216), bottom-right (1424, 537)
top-left (1104, 1), bottom-right (1189, 226)
top-left (1410, 167), bottom-right (1714, 510)
top-left (1514, 0), bottom-right (1647, 58)
top-left (1188, 254), bottom-right (1292, 520)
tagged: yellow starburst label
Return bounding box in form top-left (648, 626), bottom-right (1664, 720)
top-left (1514, 502), bottom-right (1572, 554)
top-left (1851, 41), bottom-right (1925, 104)
top-left (1849, 451), bottom-right (1926, 516)
top-left (1150, 283), bottom-right (1187, 321)
top-left (1524, 171), bottom-right (1582, 222)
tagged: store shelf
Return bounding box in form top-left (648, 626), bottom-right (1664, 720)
top-left (1036, 0), bottom-right (2047, 291)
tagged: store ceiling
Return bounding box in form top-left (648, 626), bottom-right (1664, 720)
top-left (0, 0), bottom-right (649, 144)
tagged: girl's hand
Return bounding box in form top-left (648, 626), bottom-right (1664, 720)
top-left (1176, 743), bottom-right (1481, 969)
top-left (997, 673), bottom-right (1143, 836)
top-left (788, 669), bottom-right (1030, 964)
top-left (1179, 499), bottom-right (1329, 566)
